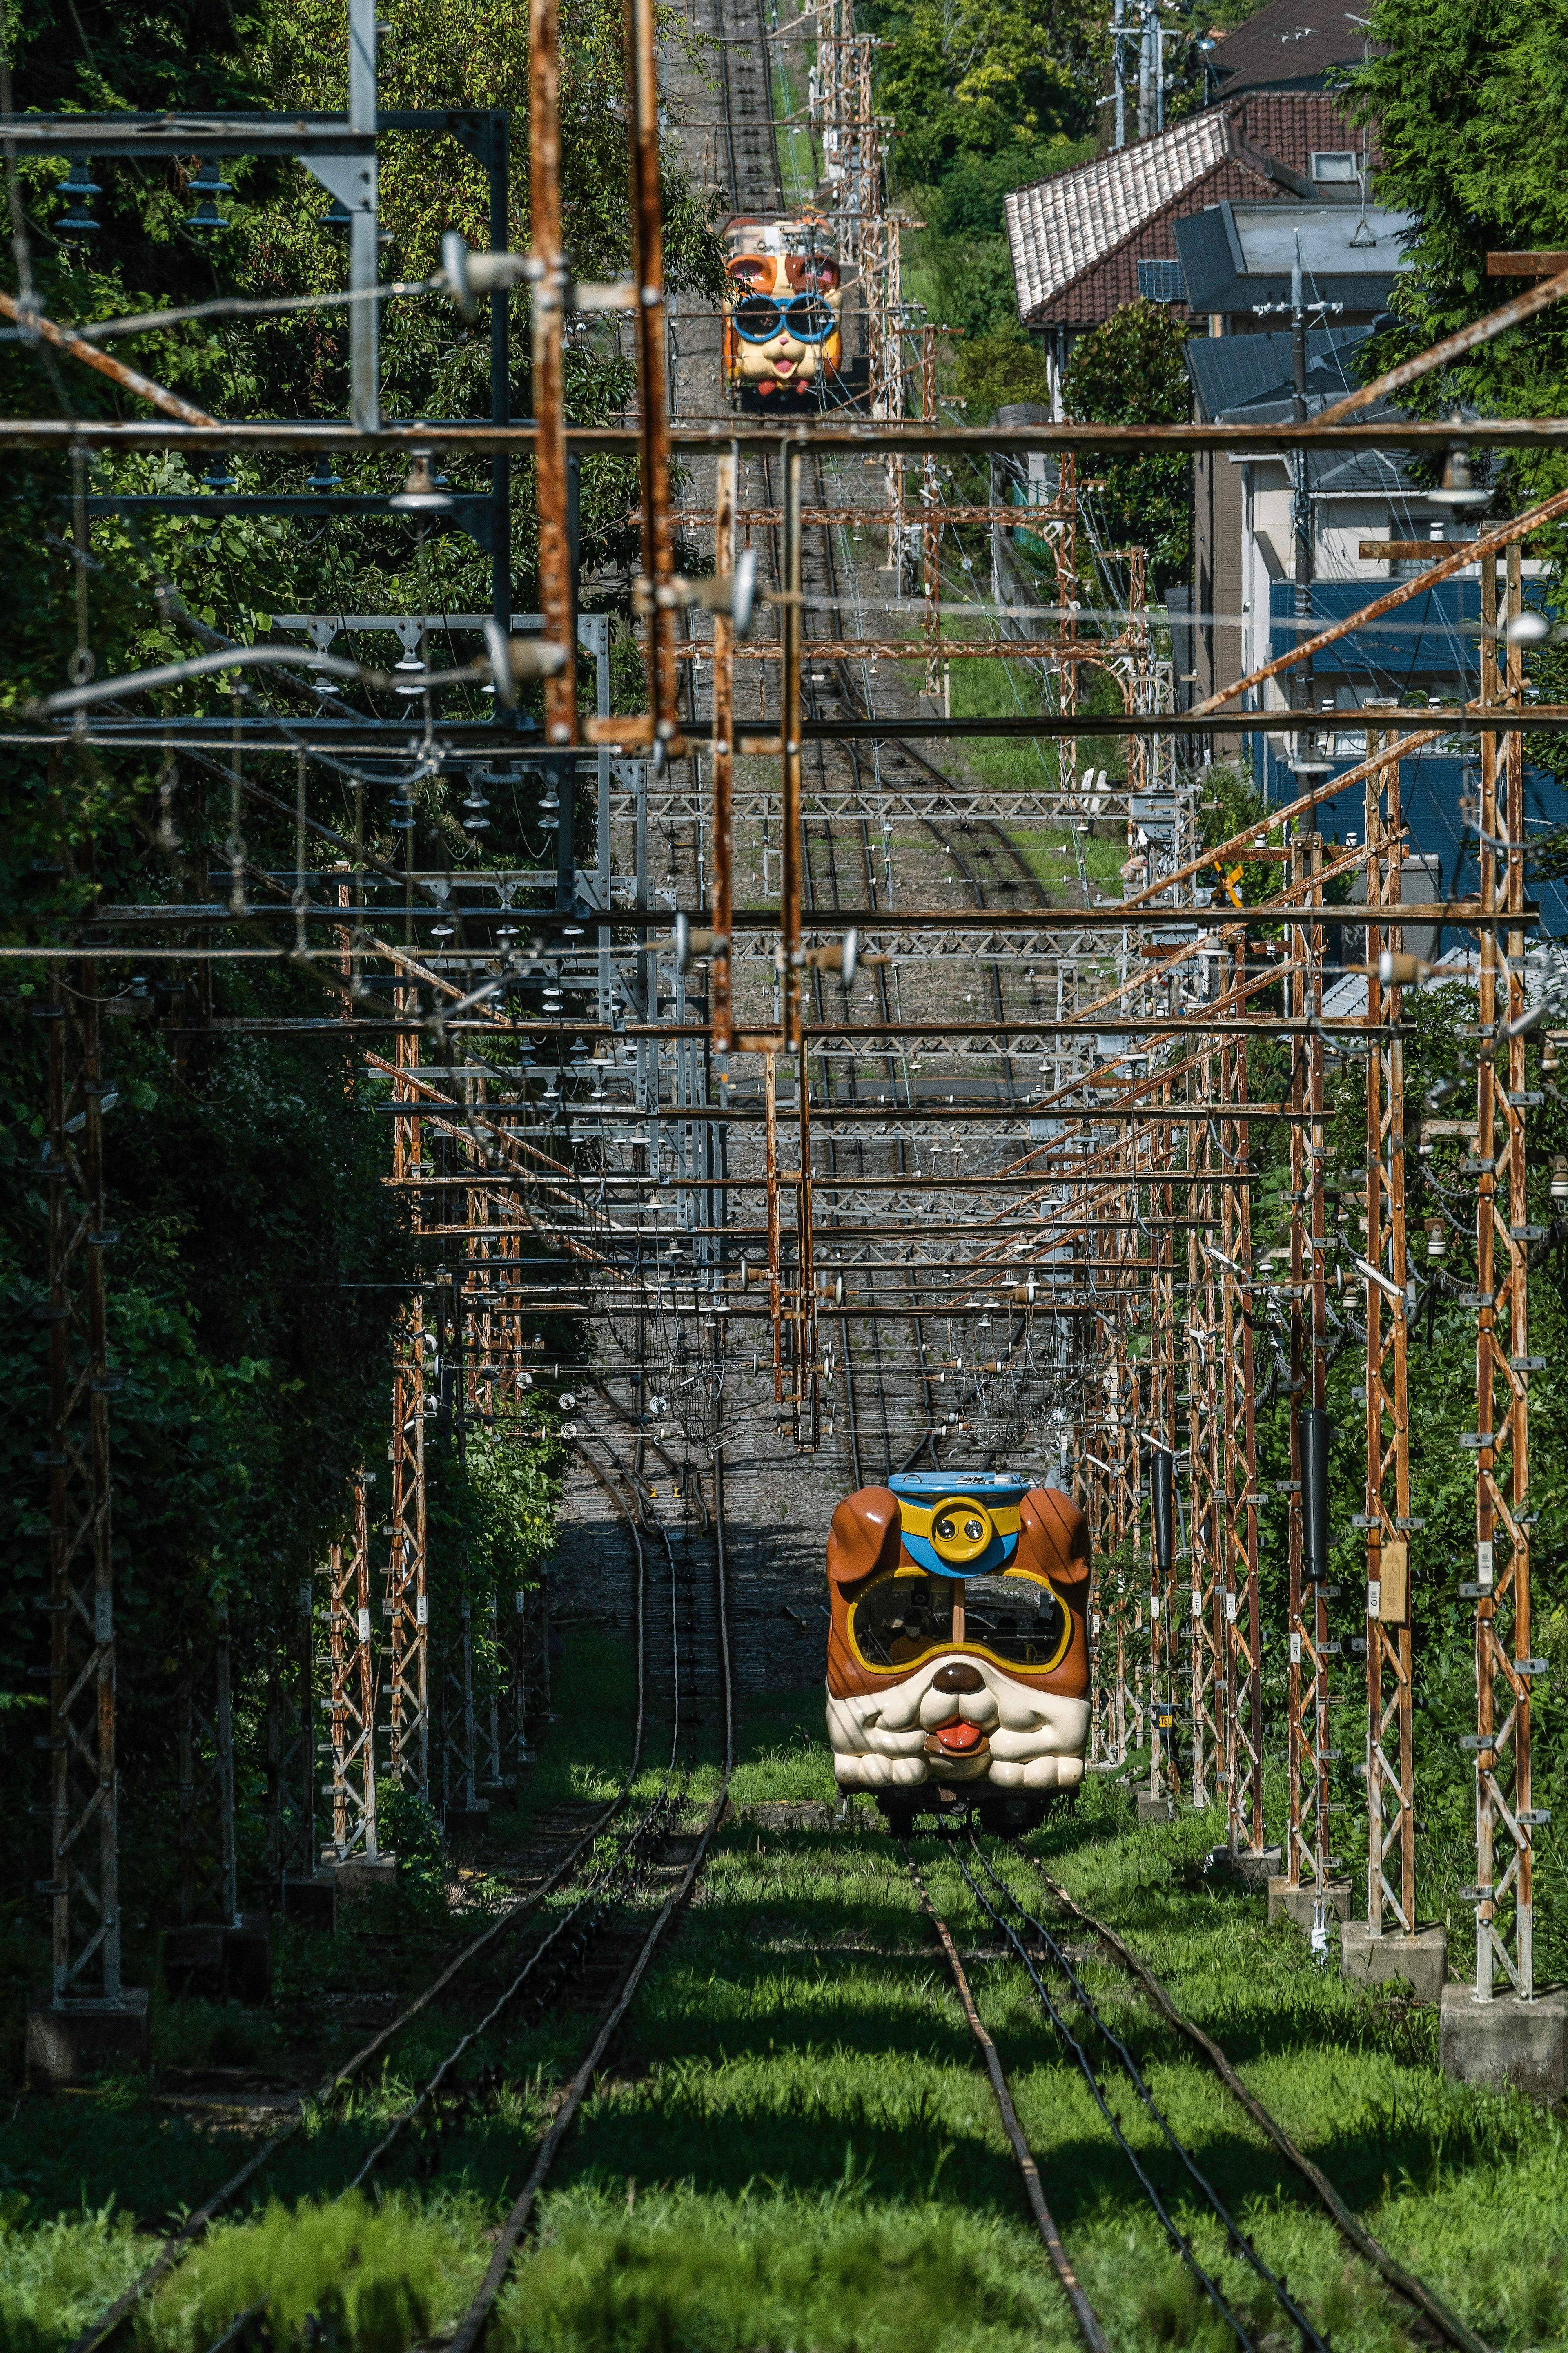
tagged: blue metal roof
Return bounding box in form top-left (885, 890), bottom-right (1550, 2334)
top-left (1267, 577), bottom-right (1479, 681)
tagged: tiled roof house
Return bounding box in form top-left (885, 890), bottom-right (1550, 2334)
top-left (1003, 0), bottom-right (1376, 339)
top-left (1005, 92), bottom-right (1366, 331)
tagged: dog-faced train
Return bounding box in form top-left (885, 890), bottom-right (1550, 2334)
top-left (825, 1472), bottom-right (1091, 1831)
top-left (721, 210), bottom-right (867, 412)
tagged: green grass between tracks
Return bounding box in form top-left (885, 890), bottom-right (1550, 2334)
top-left (2, 1637), bottom-right (1565, 2351)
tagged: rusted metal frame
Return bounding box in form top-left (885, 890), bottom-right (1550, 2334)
top-left (1283, 892), bottom-right (1310, 1887)
top-left (1148, 1104), bottom-right (1178, 1804)
top-left (1363, 724), bottom-right (1415, 1938)
top-left (327, 1475), bottom-right (379, 1861)
top-left (1474, 558), bottom-right (1502, 1989)
top-left (1239, 1036), bottom-right (1264, 1857)
top-left (920, 328), bottom-right (940, 696)
top-left (710, 446), bottom-right (737, 1052)
top-left (1314, 259), bottom-right (1568, 426)
top-left (1198, 1071), bottom-right (1230, 1823)
top-left (1185, 1073), bottom-right (1222, 1813)
top-left (1118, 731), bottom-right (1445, 917)
top-left (1305, 831), bottom-right (1332, 1887)
top-left (1100, 1251), bottom-right (1140, 1762)
top-left (465, 1138), bottom-right (497, 1428)
top-left (766, 1054), bottom-right (783, 1401)
top-left (530, 0), bottom-right (578, 744)
top-left (25, 417), bottom-right (1568, 455)
top-left (626, 0), bottom-right (680, 748)
top-left (1190, 477), bottom-right (1568, 723)
top-left (781, 437), bottom-right (805, 1051)
top-left (797, 1048), bottom-right (817, 1449)
top-left (0, 288), bottom-right (218, 425)
top-left (1503, 543), bottom-right (1534, 1999)
top-left (45, 962), bottom-right (124, 2005)
top-left (1219, 999), bottom-right (1263, 1856)
top-left (1473, 549), bottom-right (1535, 2000)
top-left (637, 502), bottom-right (1058, 526)
top-left (1158, 1102), bottom-right (1182, 1802)
top-left (386, 995), bottom-right (430, 1797)
top-left (1127, 1255), bottom-right (1147, 1762)
top-left (1218, 1046), bottom-right (1244, 1845)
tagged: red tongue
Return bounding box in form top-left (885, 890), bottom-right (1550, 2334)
top-left (933, 1720), bottom-right (982, 1753)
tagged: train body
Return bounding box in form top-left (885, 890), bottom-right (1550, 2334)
top-left (825, 1472), bottom-right (1091, 1829)
top-left (722, 211), bottom-right (848, 409)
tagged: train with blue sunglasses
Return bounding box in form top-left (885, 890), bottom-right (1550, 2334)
top-left (722, 211), bottom-right (848, 407)
top-left (824, 1471), bottom-right (1092, 1832)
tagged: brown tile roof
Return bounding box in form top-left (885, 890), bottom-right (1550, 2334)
top-left (1209, 0), bottom-right (1380, 96)
top-left (1004, 93), bottom-right (1366, 330)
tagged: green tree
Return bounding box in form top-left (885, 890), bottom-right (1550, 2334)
top-left (862, 0), bottom-right (1093, 183)
top-left (1342, 0), bottom-right (1568, 510)
top-left (952, 326), bottom-right (1054, 418)
top-left (0, 0), bottom-right (661, 1929)
top-left (1061, 296), bottom-right (1192, 587)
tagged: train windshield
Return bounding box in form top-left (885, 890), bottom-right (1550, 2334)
top-left (849, 1570), bottom-right (1066, 1671)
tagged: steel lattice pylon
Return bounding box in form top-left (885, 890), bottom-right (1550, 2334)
top-left (1363, 720), bottom-right (1416, 1939)
top-left (326, 1476), bottom-right (380, 1861)
top-left (1286, 827), bottom-right (1332, 1894)
top-left (40, 965), bottom-right (129, 2010)
top-left (1472, 549), bottom-right (1537, 2001)
top-left (385, 995), bottom-right (430, 1796)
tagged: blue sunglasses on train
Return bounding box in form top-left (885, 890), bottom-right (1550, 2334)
top-left (732, 292), bottom-right (837, 343)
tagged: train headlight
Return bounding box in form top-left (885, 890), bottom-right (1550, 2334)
top-left (930, 1497), bottom-right (994, 1567)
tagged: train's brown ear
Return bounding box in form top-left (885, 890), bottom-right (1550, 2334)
top-left (1020, 1487), bottom-right (1091, 1590)
top-left (827, 1486), bottom-right (902, 1586)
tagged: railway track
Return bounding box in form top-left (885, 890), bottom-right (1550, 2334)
top-left (1003, 1845), bottom-right (1495, 2353)
top-left (67, 1443), bottom-right (735, 2353)
top-left (702, 0), bottom-right (1087, 1488)
top-left (905, 1827), bottom-right (1494, 2353)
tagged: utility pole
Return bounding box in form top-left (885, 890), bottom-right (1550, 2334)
top-left (1112, 0), bottom-right (1127, 150)
top-left (1290, 233), bottom-right (1314, 724)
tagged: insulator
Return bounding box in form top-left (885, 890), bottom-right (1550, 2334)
top-left (1299, 1407), bottom-right (1331, 1582)
top-left (1151, 1449), bottom-right (1173, 1577)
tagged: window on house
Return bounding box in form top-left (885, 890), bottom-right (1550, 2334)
top-left (1311, 151), bottom-right (1359, 181)
top-left (1137, 258), bottom-right (1186, 303)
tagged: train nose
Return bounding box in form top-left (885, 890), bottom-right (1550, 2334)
top-left (931, 1661), bottom-right (984, 1694)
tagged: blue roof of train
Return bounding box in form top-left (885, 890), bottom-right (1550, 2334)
top-left (889, 1472), bottom-right (1030, 1503)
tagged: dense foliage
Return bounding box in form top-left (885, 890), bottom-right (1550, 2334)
top-left (0, 0), bottom-right (720, 1946)
top-left (1343, 0), bottom-right (1568, 477)
top-left (1060, 296), bottom-right (1193, 585)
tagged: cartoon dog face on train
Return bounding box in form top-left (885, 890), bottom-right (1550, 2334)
top-left (722, 212), bottom-right (843, 399)
top-left (825, 1474), bottom-right (1091, 1799)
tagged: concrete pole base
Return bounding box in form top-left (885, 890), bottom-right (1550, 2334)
top-left (1136, 1792), bottom-right (1175, 1824)
top-left (26, 1987), bottom-right (149, 2087)
top-left (1229, 1846), bottom-right (1283, 1891)
top-left (319, 1850), bottom-right (399, 1896)
top-left (161, 1912), bottom-right (272, 2003)
top-left (1340, 1922), bottom-right (1447, 2005)
top-left (1204, 1845), bottom-right (1282, 1888)
top-left (1267, 1876), bottom-right (1351, 1929)
top-left (1440, 1984), bottom-right (1568, 2103)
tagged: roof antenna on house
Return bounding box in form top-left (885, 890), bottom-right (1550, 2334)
top-left (1343, 14), bottom-right (1378, 245)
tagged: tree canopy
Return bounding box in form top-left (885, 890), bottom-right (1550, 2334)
top-left (1061, 297), bottom-right (1193, 585)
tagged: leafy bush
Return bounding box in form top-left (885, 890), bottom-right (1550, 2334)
top-left (953, 327), bottom-right (1055, 419)
top-left (1061, 297), bottom-right (1194, 585)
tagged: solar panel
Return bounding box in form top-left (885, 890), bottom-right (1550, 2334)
top-left (1137, 258), bottom-right (1187, 303)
